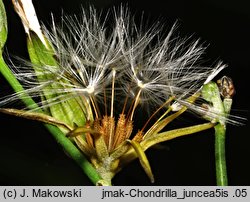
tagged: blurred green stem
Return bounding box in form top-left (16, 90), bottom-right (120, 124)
top-left (214, 123), bottom-right (228, 186)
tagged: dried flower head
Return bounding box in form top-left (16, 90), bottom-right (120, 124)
top-left (0, 3), bottom-right (237, 184)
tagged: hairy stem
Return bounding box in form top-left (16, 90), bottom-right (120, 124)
top-left (214, 124), bottom-right (228, 186)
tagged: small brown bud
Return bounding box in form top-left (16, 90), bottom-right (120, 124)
top-left (217, 76), bottom-right (235, 99)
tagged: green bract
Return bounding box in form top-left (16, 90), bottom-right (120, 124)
top-left (27, 33), bottom-right (88, 132)
top-left (0, 0), bottom-right (7, 51)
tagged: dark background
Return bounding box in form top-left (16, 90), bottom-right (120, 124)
top-left (0, 0), bottom-right (249, 185)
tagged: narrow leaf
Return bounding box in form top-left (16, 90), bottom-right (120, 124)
top-left (142, 122), bottom-right (215, 151)
top-left (127, 139), bottom-right (155, 183)
top-left (0, 0), bottom-right (7, 50)
top-left (0, 108), bottom-right (73, 131)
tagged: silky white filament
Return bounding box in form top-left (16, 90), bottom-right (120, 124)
top-left (1, 6), bottom-right (241, 124)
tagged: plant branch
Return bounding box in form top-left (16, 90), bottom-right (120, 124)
top-left (214, 123), bottom-right (228, 185)
top-left (0, 56), bottom-right (102, 185)
top-left (120, 122), bottom-right (215, 166)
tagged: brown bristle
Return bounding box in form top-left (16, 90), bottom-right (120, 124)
top-left (100, 116), bottom-right (109, 145)
top-left (113, 114), bottom-right (127, 149)
top-left (125, 119), bottom-right (133, 139)
top-left (132, 130), bottom-right (144, 143)
top-left (84, 121), bottom-right (95, 149)
top-left (91, 114), bottom-right (135, 152)
top-left (107, 116), bottom-right (115, 151)
top-left (86, 133), bottom-right (94, 149)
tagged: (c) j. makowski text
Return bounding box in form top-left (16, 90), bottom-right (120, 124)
top-left (19, 188), bottom-right (82, 198)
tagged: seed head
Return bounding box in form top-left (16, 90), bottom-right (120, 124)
top-left (1, 4), bottom-right (238, 183)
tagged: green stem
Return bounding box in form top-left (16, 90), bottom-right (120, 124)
top-left (214, 124), bottom-right (228, 186)
top-left (201, 81), bottom-right (232, 186)
top-left (0, 56), bottom-right (102, 185)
